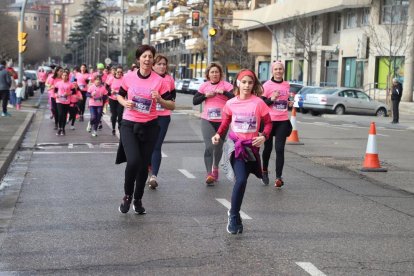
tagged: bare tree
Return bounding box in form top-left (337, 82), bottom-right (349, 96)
top-left (287, 14), bottom-right (322, 85)
top-left (365, 16), bottom-right (410, 106)
top-left (0, 2), bottom-right (18, 61)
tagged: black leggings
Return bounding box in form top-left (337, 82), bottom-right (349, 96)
top-left (78, 91), bottom-right (87, 116)
top-left (68, 104), bottom-right (78, 126)
top-left (0, 90), bottom-right (9, 113)
top-left (109, 98), bottom-right (124, 130)
top-left (120, 120), bottom-right (159, 200)
top-left (262, 120), bottom-right (292, 178)
top-left (56, 103), bottom-right (69, 130)
top-left (51, 97), bottom-right (58, 126)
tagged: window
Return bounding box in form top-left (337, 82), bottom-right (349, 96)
top-left (311, 16), bottom-right (318, 35)
top-left (361, 8), bottom-right (370, 26)
top-left (334, 13), bottom-right (341, 33)
top-left (381, 0), bottom-right (409, 23)
top-left (345, 11), bottom-right (357, 28)
top-left (356, 91), bottom-right (369, 100)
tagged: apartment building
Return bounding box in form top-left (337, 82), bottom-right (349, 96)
top-left (146, 0), bottom-right (249, 79)
top-left (8, 3), bottom-right (50, 40)
top-left (234, 0), bottom-right (414, 101)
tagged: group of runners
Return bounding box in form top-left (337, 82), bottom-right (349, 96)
top-left (41, 44), bottom-right (293, 235)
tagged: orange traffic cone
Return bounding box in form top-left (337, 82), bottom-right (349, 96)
top-left (287, 108), bottom-right (304, 145)
top-left (361, 122), bottom-right (387, 172)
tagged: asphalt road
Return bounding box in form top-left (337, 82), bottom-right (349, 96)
top-left (0, 94), bottom-right (413, 275)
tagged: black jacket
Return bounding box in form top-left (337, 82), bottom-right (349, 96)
top-left (0, 65), bottom-right (11, 91)
top-left (391, 82), bottom-right (403, 101)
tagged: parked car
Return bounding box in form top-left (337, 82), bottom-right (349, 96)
top-left (303, 87), bottom-right (388, 116)
top-left (293, 86), bottom-right (323, 113)
top-left (23, 70), bottom-right (38, 97)
top-left (181, 79), bottom-right (191, 94)
top-left (175, 79), bottom-right (184, 93)
top-left (188, 77), bottom-right (206, 95)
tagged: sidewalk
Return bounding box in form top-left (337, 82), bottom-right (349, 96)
top-left (0, 93), bottom-right (40, 181)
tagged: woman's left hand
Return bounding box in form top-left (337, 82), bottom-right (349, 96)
top-left (252, 135), bottom-right (266, 147)
top-left (151, 90), bottom-right (161, 101)
top-left (288, 101), bottom-right (294, 107)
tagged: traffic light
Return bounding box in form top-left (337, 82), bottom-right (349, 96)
top-left (191, 10), bottom-right (200, 27)
top-left (18, 32), bottom-right (28, 53)
top-left (208, 27), bottom-right (217, 37)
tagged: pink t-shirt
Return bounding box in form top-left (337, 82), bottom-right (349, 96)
top-left (107, 76), bottom-right (123, 100)
top-left (223, 95), bottom-right (270, 140)
top-left (198, 80), bottom-right (233, 122)
top-left (76, 72), bottom-right (90, 90)
top-left (46, 76), bottom-right (61, 99)
top-left (70, 90), bottom-right (82, 104)
top-left (262, 80), bottom-right (290, 121)
top-left (87, 85), bottom-right (108, 107)
top-left (55, 80), bottom-right (75, 105)
top-left (121, 71), bottom-right (164, 123)
top-left (37, 71), bottom-right (47, 82)
top-left (156, 74), bottom-right (175, 117)
top-left (105, 74), bottom-right (114, 86)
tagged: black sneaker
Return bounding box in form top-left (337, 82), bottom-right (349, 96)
top-left (61, 129), bottom-right (66, 136)
top-left (119, 195), bottom-right (132, 214)
top-left (112, 129), bottom-right (116, 135)
top-left (261, 171), bottom-right (269, 185)
top-left (227, 211), bottom-right (243, 234)
top-left (133, 199), bottom-right (146, 215)
top-left (98, 122), bottom-right (103, 130)
top-left (56, 129), bottom-right (61, 136)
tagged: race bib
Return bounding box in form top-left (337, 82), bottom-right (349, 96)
top-left (207, 108), bottom-right (222, 119)
top-left (156, 103), bottom-right (165, 111)
top-left (233, 114), bottom-right (257, 133)
top-left (273, 100), bottom-right (288, 111)
top-left (132, 96), bottom-right (152, 114)
top-left (94, 97), bottom-right (102, 102)
top-left (59, 95), bottom-right (68, 101)
top-left (112, 90), bottom-right (119, 97)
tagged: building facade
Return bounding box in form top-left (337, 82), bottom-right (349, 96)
top-left (234, 0), bottom-right (414, 101)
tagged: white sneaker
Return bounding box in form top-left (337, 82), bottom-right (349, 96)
top-left (70, 125), bottom-right (75, 130)
top-left (86, 122), bottom-right (91, 132)
top-left (7, 104), bottom-right (14, 109)
top-left (91, 130), bottom-right (97, 137)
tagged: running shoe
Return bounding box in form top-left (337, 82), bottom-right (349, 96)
top-left (227, 211), bottom-right (243, 234)
top-left (148, 175), bottom-right (158, 189)
top-left (1, 112), bottom-right (11, 117)
top-left (274, 178), bottom-right (284, 188)
top-left (61, 129), bottom-right (66, 136)
top-left (79, 115), bottom-right (84, 122)
top-left (91, 130), bottom-right (97, 137)
top-left (119, 195), bottom-right (132, 213)
top-left (70, 125), bottom-right (75, 130)
top-left (205, 174), bottom-right (215, 186)
top-left (86, 122), bottom-right (91, 132)
top-left (112, 129), bottom-right (116, 135)
top-left (56, 129), bottom-right (61, 136)
top-left (133, 199), bottom-right (146, 215)
top-left (98, 122), bottom-right (103, 130)
top-left (261, 171), bottom-right (269, 185)
top-left (212, 167), bottom-right (219, 181)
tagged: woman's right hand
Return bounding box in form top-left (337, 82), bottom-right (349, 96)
top-left (205, 92), bottom-right (215, 98)
top-left (124, 100), bottom-right (134, 110)
top-left (212, 134), bottom-right (220, 145)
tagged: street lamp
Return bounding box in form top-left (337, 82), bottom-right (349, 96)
top-left (95, 31), bottom-right (101, 63)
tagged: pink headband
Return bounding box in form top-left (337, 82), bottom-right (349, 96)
top-left (272, 60), bottom-right (285, 71)
top-left (237, 70), bottom-right (256, 82)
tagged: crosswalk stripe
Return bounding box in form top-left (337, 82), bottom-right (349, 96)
top-left (178, 169), bottom-right (196, 179)
top-left (215, 198), bottom-right (252, 220)
top-left (296, 262), bottom-right (327, 276)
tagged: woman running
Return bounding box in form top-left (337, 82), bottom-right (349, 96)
top-left (261, 61), bottom-right (293, 187)
top-left (106, 66), bottom-right (124, 135)
top-left (115, 45), bottom-right (165, 214)
top-left (87, 76), bottom-right (107, 137)
top-left (75, 64), bottom-right (90, 122)
top-left (212, 69), bottom-right (272, 234)
top-left (148, 55), bottom-right (176, 189)
top-left (68, 80), bottom-right (83, 130)
top-left (193, 63), bottom-right (233, 185)
top-left (46, 66), bottom-right (63, 130)
top-left (54, 70), bottom-right (77, 135)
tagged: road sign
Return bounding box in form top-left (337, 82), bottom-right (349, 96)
top-left (104, 58), bottom-right (111, 65)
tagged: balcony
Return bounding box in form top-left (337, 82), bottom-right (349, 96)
top-left (164, 10), bottom-right (176, 23)
top-left (150, 5), bottom-right (157, 16)
top-left (185, 37), bottom-right (204, 50)
top-left (187, 0), bottom-right (204, 6)
top-left (156, 15), bottom-right (165, 26)
top-left (156, 0), bottom-right (168, 10)
top-left (173, 6), bottom-right (189, 17)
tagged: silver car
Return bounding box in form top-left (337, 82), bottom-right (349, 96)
top-left (303, 87), bottom-right (388, 116)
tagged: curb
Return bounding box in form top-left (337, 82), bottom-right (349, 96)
top-left (0, 112), bottom-right (34, 180)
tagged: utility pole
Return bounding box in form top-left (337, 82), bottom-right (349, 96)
top-left (120, 0), bottom-right (124, 65)
top-left (207, 0), bottom-right (213, 64)
top-left (18, 0), bottom-right (28, 84)
top-left (147, 0), bottom-right (151, 45)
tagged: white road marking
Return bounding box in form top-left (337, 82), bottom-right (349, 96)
top-left (215, 198), bottom-right (252, 220)
top-left (178, 169), bottom-right (196, 179)
top-left (296, 262), bottom-right (327, 276)
top-left (376, 133), bottom-right (389, 137)
top-left (33, 152), bottom-right (116, 154)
